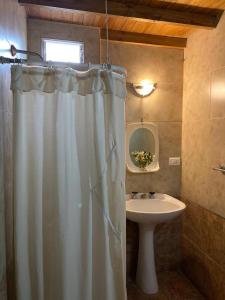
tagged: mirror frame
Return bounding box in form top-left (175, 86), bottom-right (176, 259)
top-left (126, 122), bottom-right (160, 173)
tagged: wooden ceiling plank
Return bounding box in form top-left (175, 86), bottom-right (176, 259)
top-left (100, 29), bottom-right (187, 48)
top-left (19, 0), bottom-right (223, 28)
top-left (24, 4), bottom-right (195, 37)
top-left (140, 0), bottom-right (225, 10)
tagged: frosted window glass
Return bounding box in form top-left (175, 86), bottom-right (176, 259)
top-left (43, 39), bottom-right (84, 63)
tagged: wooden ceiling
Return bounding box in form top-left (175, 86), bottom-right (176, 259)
top-left (142, 0), bottom-right (225, 10)
top-left (19, 0), bottom-right (225, 48)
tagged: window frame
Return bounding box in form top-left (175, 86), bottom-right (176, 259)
top-left (42, 38), bottom-right (84, 64)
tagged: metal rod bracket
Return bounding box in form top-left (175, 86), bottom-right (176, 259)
top-left (213, 165), bottom-right (225, 175)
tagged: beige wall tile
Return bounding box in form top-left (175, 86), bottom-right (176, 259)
top-left (101, 41), bottom-right (184, 123)
top-left (0, 290), bottom-right (7, 300)
top-left (182, 13), bottom-right (225, 218)
top-left (126, 122), bottom-right (182, 197)
top-left (101, 41), bottom-right (184, 84)
top-left (182, 200), bottom-right (225, 299)
top-left (154, 217), bottom-right (182, 272)
top-left (127, 217), bottom-right (183, 279)
top-left (101, 41), bottom-right (183, 197)
top-left (211, 67), bottom-right (225, 119)
top-left (126, 220), bottom-right (138, 280)
top-left (182, 15), bottom-right (225, 292)
top-left (182, 236), bottom-right (212, 298)
top-left (183, 71), bottom-right (211, 122)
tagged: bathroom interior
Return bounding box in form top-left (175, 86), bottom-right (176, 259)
top-left (1, 0), bottom-right (225, 299)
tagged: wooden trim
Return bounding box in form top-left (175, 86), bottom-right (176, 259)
top-left (19, 0), bottom-right (223, 28)
top-left (101, 29), bottom-right (187, 48)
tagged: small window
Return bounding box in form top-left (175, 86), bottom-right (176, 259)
top-left (42, 39), bottom-right (84, 63)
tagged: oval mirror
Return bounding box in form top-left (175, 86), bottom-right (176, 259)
top-left (126, 123), bottom-right (159, 173)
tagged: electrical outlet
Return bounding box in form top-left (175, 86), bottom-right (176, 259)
top-left (169, 157), bottom-right (181, 166)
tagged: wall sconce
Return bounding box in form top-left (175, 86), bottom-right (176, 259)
top-left (127, 80), bottom-right (157, 98)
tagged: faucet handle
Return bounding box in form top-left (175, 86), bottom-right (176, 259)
top-left (149, 192), bottom-right (155, 199)
top-left (131, 192), bottom-right (138, 199)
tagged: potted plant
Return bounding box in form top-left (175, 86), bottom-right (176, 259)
top-left (131, 151), bottom-right (153, 170)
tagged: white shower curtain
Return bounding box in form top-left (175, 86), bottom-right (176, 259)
top-left (11, 65), bottom-right (126, 300)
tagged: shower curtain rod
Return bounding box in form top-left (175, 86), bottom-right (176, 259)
top-left (1, 44), bottom-right (127, 74)
top-left (0, 56), bottom-right (127, 75)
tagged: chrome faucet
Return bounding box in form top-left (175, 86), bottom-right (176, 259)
top-left (131, 192), bottom-right (138, 199)
top-left (131, 192), bottom-right (156, 199)
top-left (149, 192), bottom-right (155, 199)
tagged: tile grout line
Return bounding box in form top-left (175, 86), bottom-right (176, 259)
top-left (183, 234), bottom-right (225, 275)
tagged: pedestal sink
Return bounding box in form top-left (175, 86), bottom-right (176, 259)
top-left (126, 193), bottom-right (186, 294)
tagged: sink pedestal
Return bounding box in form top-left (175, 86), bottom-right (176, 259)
top-left (136, 224), bottom-right (158, 294)
top-left (126, 194), bottom-right (186, 294)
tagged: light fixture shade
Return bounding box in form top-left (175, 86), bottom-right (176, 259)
top-left (127, 80), bottom-right (157, 98)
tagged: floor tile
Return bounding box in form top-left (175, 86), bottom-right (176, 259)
top-left (127, 271), bottom-right (205, 300)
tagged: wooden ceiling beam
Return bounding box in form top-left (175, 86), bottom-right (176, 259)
top-left (101, 29), bottom-right (187, 48)
top-left (18, 0), bottom-right (223, 28)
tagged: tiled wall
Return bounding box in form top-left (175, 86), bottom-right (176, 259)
top-left (126, 217), bottom-right (182, 280)
top-left (101, 41), bottom-right (184, 278)
top-left (182, 200), bottom-right (225, 299)
top-left (182, 12), bottom-right (225, 299)
top-left (182, 13), bottom-right (225, 218)
top-left (101, 41), bottom-right (183, 197)
top-left (0, 1), bottom-right (27, 299)
top-left (28, 19), bottom-right (100, 63)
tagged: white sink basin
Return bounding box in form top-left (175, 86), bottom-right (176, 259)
top-left (126, 193), bottom-right (186, 295)
top-left (126, 193), bottom-right (186, 224)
